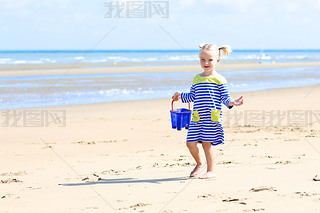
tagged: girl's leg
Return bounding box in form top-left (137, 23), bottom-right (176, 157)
top-left (200, 142), bottom-right (216, 179)
top-left (186, 141), bottom-right (205, 177)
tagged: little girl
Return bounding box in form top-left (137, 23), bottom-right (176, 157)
top-left (172, 43), bottom-right (244, 179)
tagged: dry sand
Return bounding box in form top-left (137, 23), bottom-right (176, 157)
top-left (1, 82), bottom-right (320, 212)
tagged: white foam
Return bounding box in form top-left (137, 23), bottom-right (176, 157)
top-left (168, 55), bottom-right (198, 61)
top-left (90, 59), bottom-right (107, 63)
top-left (74, 56), bottom-right (85, 60)
top-left (168, 56), bottom-right (181, 60)
top-left (0, 58), bottom-right (12, 64)
top-left (40, 58), bottom-right (56, 63)
top-left (108, 56), bottom-right (121, 60)
top-left (30, 61), bottom-right (44, 64)
top-left (258, 54), bottom-right (271, 60)
top-left (13, 60), bottom-right (27, 64)
top-left (145, 57), bottom-right (157, 61)
top-left (288, 55), bottom-right (308, 59)
top-left (130, 58), bottom-right (142, 62)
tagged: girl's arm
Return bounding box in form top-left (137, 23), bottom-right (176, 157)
top-left (219, 83), bottom-right (233, 109)
top-left (219, 76), bottom-right (244, 107)
top-left (172, 86), bottom-right (195, 103)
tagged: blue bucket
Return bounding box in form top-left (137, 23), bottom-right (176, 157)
top-left (170, 100), bottom-right (192, 131)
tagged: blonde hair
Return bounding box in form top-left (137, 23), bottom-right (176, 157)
top-left (199, 43), bottom-right (232, 57)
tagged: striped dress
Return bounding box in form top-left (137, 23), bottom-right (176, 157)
top-left (181, 73), bottom-right (233, 146)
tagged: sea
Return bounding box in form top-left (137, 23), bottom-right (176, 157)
top-left (1, 49), bottom-right (320, 65)
top-left (0, 49), bottom-right (320, 109)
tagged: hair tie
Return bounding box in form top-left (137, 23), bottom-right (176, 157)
top-left (199, 43), bottom-right (207, 49)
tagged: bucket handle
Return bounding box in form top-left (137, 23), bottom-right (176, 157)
top-left (171, 100), bottom-right (191, 112)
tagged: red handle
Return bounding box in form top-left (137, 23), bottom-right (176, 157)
top-left (171, 100), bottom-right (190, 112)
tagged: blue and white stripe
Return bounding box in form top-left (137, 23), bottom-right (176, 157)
top-left (180, 73), bottom-right (233, 145)
top-left (186, 121), bottom-right (224, 146)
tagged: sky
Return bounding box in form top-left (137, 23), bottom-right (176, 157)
top-left (0, 0), bottom-right (320, 50)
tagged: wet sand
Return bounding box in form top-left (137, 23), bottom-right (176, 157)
top-left (1, 61), bottom-right (320, 77)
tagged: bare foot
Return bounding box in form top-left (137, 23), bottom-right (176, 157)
top-left (199, 172), bottom-right (216, 179)
top-left (189, 163), bottom-right (205, 177)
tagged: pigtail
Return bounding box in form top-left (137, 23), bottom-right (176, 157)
top-left (219, 45), bottom-right (232, 56)
top-left (199, 43), bottom-right (232, 57)
top-left (199, 43), bottom-right (208, 49)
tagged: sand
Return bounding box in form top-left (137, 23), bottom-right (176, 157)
top-left (1, 61), bottom-right (320, 77)
top-left (1, 63), bottom-right (320, 212)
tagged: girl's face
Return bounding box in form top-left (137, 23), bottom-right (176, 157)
top-left (199, 50), bottom-right (220, 72)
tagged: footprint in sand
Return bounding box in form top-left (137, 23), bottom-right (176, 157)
top-left (313, 175), bottom-right (320, 181)
top-left (130, 203), bottom-right (150, 208)
top-left (75, 140), bottom-right (122, 145)
top-left (164, 162), bottom-right (195, 167)
top-left (274, 160), bottom-right (291, 165)
top-left (217, 161), bottom-right (239, 165)
top-left (0, 171), bottom-right (27, 176)
top-left (82, 173), bottom-right (101, 182)
top-left (252, 155), bottom-right (277, 159)
top-left (284, 138), bottom-right (300, 141)
top-left (244, 143), bottom-right (258, 146)
top-left (76, 141), bottom-right (96, 145)
top-left (118, 203), bottom-right (151, 211)
top-left (101, 169), bottom-right (126, 175)
top-left (1, 194), bottom-right (20, 199)
top-left (161, 211), bottom-right (173, 213)
top-left (198, 194), bottom-right (214, 199)
top-left (252, 208), bottom-right (265, 212)
top-left (1, 178), bottom-right (22, 184)
top-left (25, 186), bottom-right (42, 190)
top-left (250, 186), bottom-right (277, 192)
top-left (222, 197), bottom-right (240, 202)
top-left (243, 208), bottom-right (265, 212)
top-left (295, 191), bottom-right (320, 197)
top-left (41, 145), bottom-right (53, 149)
top-left (83, 207), bottom-right (99, 210)
top-left (222, 197), bottom-right (247, 205)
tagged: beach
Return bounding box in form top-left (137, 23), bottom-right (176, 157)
top-left (1, 63), bottom-right (320, 213)
top-left (1, 61), bottom-right (320, 76)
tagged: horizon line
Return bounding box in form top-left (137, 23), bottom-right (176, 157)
top-left (1, 49), bottom-right (320, 52)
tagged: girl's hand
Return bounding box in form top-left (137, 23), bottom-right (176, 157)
top-left (172, 91), bottom-right (181, 101)
top-left (233, 96), bottom-right (244, 106)
top-left (230, 96), bottom-right (244, 106)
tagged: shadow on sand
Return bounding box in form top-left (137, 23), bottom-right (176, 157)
top-left (59, 177), bottom-right (188, 186)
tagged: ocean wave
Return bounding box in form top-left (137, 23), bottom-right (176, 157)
top-left (89, 59), bottom-right (107, 63)
top-left (168, 55), bottom-right (197, 61)
top-left (145, 57), bottom-right (157, 61)
top-left (0, 50), bottom-right (319, 65)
